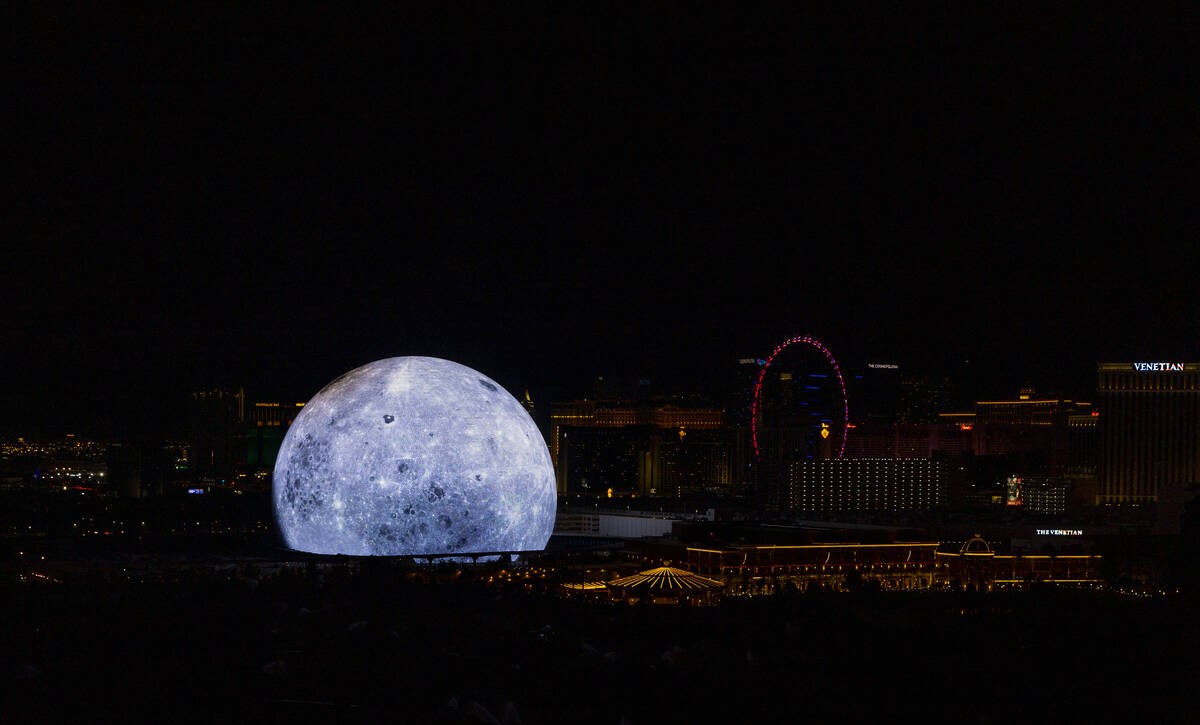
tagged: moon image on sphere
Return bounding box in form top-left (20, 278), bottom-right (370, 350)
top-left (273, 357), bottom-right (557, 556)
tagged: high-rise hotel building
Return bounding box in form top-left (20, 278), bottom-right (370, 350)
top-left (787, 458), bottom-right (946, 513)
top-left (1097, 363), bottom-right (1200, 511)
top-left (549, 400), bottom-right (727, 496)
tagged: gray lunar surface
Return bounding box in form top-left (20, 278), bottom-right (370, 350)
top-left (273, 357), bottom-right (557, 555)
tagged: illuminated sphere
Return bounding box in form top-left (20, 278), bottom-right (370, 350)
top-left (273, 357), bottom-right (556, 556)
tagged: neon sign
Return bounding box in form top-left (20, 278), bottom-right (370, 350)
top-left (1036, 529), bottom-right (1083, 536)
top-left (867, 363), bottom-right (898, 369)
top-left (1006, 475), bottom-right (1022, 507)
top-left (1133, 362), bottom-right (1185, 371)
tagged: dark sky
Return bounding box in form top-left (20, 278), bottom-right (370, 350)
top-left (7, 6), bottom-right (1200, 438)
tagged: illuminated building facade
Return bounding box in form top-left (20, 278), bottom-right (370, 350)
top-left (729, 358), bottom-right (765, 492)
top-left (551, 401), bottom-right (724, 463)
top-left (935, 537), bottom-right (1102, 589)
top-left (556, 424), bottom-right (647, 496)
top-left (1096, 363), bottom-right (1200, 527)
top-left (687, 542), bottom-right (943, 594)
top-left (975, 398), bottom-right (1070, 426)
top-left (190, 389), bottom-right (307, 488)
top-left (1018, 477), bottom-right (1069, 515)
top-left (897, 375), bottom-right (954, 424)
top-left (1068, 410), bottom-right (1099, 475)
top-left (550, 400), bottom-right (726, 496)
top-left (243, 401), bottom-right (303, 427)
top-left (843, 423), bottom-right (971, 458)
top-left (786, 458), bottom-right (945, 513)
top-left (188, 386), bottom-right (245, 481)
top-left (935, 395), bottom-right (1094, 474)
top-left (650, 428), bottom-right (731, 497)
top-left (683, 537), bottom-right (1101, 594)
top-left (242, 401), bottom-right (305, 469)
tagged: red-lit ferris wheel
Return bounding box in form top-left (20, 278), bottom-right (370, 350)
top-left (750, 335), bottom-right (849, 458)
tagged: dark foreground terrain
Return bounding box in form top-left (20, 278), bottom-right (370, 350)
top-left (5, 567), bottom-right (1197, 724)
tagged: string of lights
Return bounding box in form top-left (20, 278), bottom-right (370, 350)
top-left (751, 336), bottom-right (849, 459)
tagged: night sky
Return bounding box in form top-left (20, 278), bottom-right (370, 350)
top-left (7, 6), bottom-right (1199, 438)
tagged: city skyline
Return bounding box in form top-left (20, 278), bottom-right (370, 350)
top-left (4, 337), bottom-right (1195, 441)
top-left (7, 8), bottom-right (1200, 720)
top-left (9, 7), bottom-right (1200, 439)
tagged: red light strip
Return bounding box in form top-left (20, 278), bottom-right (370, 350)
top-left (751, 336), bottom-right (849, 459)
